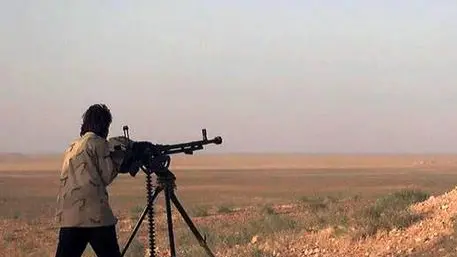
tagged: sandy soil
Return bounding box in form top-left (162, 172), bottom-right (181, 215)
top-left (2, 153), bottom-right (457, 257)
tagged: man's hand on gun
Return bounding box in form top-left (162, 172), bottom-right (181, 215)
top-left (108, 137), bottom-right (153, 177)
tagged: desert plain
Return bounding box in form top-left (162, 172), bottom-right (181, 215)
top-left (2, 153), bottom-right (457, 257)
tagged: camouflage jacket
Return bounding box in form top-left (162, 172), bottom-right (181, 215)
top-left (55, 132), bottom-right (127, 228)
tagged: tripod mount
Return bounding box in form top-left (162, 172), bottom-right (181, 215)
top-left (119, 126), bottom-right (222, 257)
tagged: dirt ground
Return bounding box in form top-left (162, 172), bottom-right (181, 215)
top-left (1, 154), bottom-right (457, 257)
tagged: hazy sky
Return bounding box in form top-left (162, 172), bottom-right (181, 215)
top-left (1, 1), bottom-right (457, 154)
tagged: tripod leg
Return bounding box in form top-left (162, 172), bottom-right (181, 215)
top-left (121, 188), bottom-right (162, 257)
top-left (170, 192), bottom-right (216, 257)
top-left (164, 185), bottom-right (177, 257)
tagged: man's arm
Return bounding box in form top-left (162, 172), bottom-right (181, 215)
top-left (91, 138), bottom-right (122, 186)
top-left (108, 136), bottom-right (143, 177)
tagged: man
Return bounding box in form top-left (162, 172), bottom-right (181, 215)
top-left (55, 104), bottom-right (139, 257)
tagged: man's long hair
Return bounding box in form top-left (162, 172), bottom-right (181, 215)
top-left (80, 104), bottom-right (112, 139)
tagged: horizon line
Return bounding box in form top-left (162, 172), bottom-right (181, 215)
top-left (2, 151), bottom-right (457, 156)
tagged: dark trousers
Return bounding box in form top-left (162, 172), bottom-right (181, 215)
top-left (55, 225), bottom-right (121, 257)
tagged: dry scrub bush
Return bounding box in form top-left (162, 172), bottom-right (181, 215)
top-left (297, 189), bottom-right (430, 239)
top-left (352, 189), bottom-right (430, 239)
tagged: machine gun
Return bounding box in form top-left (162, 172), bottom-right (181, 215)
top-left (124, 126), bottom-right (222, 176)
top-left (120, 126), bottom-right (223, 257)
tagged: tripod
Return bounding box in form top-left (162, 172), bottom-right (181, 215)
top-left (120, 163), bottom-right (215, 257)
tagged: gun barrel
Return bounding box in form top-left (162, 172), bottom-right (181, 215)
top-left (153, 136), bottom-right (222, 156)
